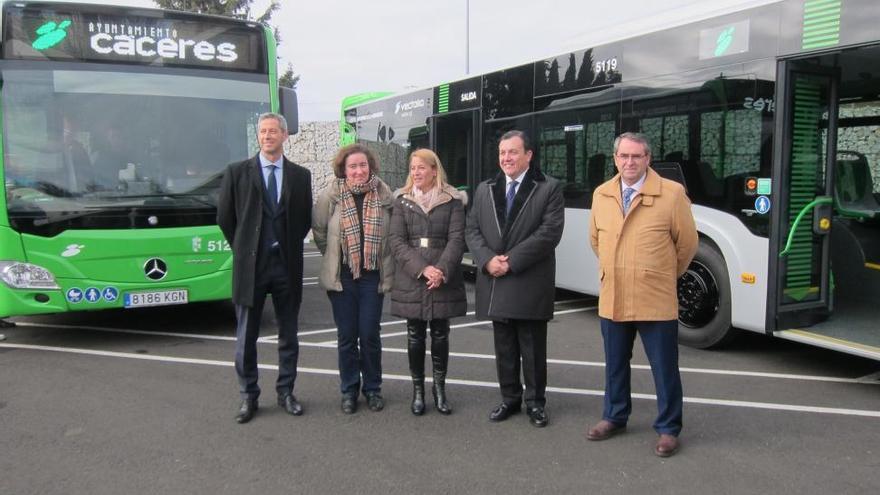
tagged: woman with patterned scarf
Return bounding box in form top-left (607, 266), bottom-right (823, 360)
top-left (313, 144), bottom-right (394, 414)
top-left (388, 149), bottom-right (467, 416)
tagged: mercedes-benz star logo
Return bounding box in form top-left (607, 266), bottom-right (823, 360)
top-left (144, 258), bottom-right (168, 281)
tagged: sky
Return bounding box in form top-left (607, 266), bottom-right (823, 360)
top-left (35, 0), bottom-right (779, 121)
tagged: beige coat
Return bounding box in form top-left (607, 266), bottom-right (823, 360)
top-left (312, 178), bottom-right (395, 293)
top-left (589, 168), bottom-right (698, 321)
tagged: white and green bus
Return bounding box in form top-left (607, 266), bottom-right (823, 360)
top-left (341, 0), bottom-right (880, 359)
top-left (0, 1), bottom-right (297, 318)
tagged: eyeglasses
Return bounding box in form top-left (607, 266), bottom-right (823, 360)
top-left (616, 153), bottom-right (647, 161)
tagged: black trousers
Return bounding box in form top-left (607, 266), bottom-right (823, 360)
top-left (234, 251), bottom-right (300, 401)
top-left (492, 319), bottom-right (548, 408)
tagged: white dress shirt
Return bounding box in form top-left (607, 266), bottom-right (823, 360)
top-left (259, 153), bottom-right (284, 200)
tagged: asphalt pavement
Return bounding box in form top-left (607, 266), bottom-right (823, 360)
top-left (2, 246), bottom-right (879, 494)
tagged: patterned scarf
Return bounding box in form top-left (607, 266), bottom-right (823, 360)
top-left (338, 175), bottom-right (382, 279)
top-left (409, 184), bottom-right (439, 213)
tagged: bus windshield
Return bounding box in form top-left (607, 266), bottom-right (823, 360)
top-left (2, 64), bottom-right (269, 235)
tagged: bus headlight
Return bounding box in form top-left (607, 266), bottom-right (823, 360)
top-left (0, 261), bottom-right (60, 289)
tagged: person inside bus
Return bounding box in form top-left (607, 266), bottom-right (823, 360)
top-left (217, 112), bottom-right (313, 424)
top-left (312, 143), bottom-right (394, 414)
top-left (61, 115), bottom-right (94, 194)
top-left (388, 148), bottom-right (467, 416)
top-left (91, 126), bottom-right (129, 190)
top-left (465, 130), bottom-right (565, 428)
top-left (586, 132), bottom-right (698, 457)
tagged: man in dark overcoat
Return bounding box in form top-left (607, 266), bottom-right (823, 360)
top-left (465, 130), bottom-right (564, 427)
top-left (217, 112), bottom-right (312, 423)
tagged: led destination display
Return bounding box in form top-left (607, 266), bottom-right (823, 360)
top-left (2, 5), bottom-right (263, 71)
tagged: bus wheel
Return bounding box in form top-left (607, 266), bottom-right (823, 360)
top-left (677, 243), bottom-right (735, 349)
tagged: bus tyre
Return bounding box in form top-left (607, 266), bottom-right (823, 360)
top-left (677, 243), bottom-right (735, 349)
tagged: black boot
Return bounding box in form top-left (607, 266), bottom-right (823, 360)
top-left (430, 319), bottom-right (452, 415)
top-left (407, 319), bottom-right (428, 416)
top-left (411, 380), bottom-right (426, 416)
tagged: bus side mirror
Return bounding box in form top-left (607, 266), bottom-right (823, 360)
top-left (279, 86), bottom-right (299, 136)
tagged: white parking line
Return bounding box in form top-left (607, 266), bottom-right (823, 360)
top-left (295, 300), bottom-right (585, 339)
top-left (376, 319), bottom-right (495, 340)
top-left (15, 319), bottom-right (876, 385)
top-left (553, 298), bottom-right (591, 305)
top-left (323, 309), bottom-right (589, 344)
top-left (3, 342), bottom-right (879, 418)
top-left (14, 321), bottom-right (237, 341)
top-left (551, 307), bottom-right (597, 316)
top-left (856, 370), bottom-right (880, 383)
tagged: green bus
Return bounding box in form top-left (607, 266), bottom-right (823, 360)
top-left (0, 1), bottom-right (297, 317)
top-left (342, 0), bottom-right (880, 360)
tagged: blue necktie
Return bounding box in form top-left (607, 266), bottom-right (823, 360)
top-left (506, 180), bottom-right (518, 217)
top-left (267, 164), bottom-right (278, 209)
top-left (622, 187), bottom-right (635, 215)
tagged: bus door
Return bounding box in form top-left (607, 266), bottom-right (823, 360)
top-left (771, 62), bottom-right (840, 332)
top-left (772, 46), bottom-right (880, 358)
top-left (430, 110), bottom-right (480, 196)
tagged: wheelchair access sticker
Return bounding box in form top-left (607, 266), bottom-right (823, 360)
top-left (102, 287), bottom-right (119, 303)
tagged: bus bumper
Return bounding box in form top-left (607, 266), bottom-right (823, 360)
top-left (0, 269), bottom-right (231, 318)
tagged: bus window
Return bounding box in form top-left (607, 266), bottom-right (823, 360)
top-left (639, 115), bottom-right (690, 162)
top-left (483, 64), bottom-right (534, 120)
top-left (536, 105), bottom-right (617, 208)
top-left (625, 75), bottom-right (773, 235)
top-left (836, 100), bottom-right (880, 201)
top-left (833, 99), bottom-right (880, 219)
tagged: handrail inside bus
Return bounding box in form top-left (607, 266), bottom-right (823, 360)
top-left (779, 196), bottom-right (833, 258)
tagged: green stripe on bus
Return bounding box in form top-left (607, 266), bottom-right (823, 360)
top-left (801, 0), bottom-right (840, 50)
top-left (438, 83), bottom-right (450, 113)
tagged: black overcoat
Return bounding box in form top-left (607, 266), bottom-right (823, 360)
top-left (465, 167), bottom-right (564, 321)
top-left (217, 155), bottom-right (312, 306)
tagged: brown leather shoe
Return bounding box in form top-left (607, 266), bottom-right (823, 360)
top-left (585, 419), bottom-right (626, 441)
top-left (654, 434), bottom-right (679, 457)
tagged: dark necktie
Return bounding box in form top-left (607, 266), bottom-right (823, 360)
top-left (267, 164), bottom-right (278, 209)
top-left (623, 187), bottom-right (635, 215)
top-left (506, 180), bottom-right (518, 217)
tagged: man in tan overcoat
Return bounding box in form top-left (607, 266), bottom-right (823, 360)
top-left (586, 132), bottom-right (698, 457)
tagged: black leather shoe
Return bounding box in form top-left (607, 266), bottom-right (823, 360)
top-left (489, 402), bottom-right (521, 422)
top-left (341, 395), bottom-right (357, 414)
top-left (365, 392), bottom-right (385, 412)
top-left (527, 406), bottom-right (548, 427)
top-left (235, 399), bottom-right (258, 424)
top-left (277, 393), bottom-right (303, 416)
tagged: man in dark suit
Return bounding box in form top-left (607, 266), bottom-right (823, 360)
top-left (218, 113), bottom-right (312, 424)
top-left (465, 130), bottom-right (564, 427)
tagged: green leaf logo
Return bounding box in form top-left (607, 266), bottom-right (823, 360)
top-left (32, 19), bottom-right (72, 50)
top-left (715, 26), bottom-right (735, 57)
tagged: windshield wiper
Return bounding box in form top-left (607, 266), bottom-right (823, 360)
top-left (95, 193), bottom-right (217, 208)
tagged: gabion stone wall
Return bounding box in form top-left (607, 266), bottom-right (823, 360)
top-left (283, 121), bottom-right (340, 203)
top-left (838, 103), bottom-right (880, 193)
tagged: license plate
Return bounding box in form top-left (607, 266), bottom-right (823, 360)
top-left (124, 289), bottom-right (188, 308)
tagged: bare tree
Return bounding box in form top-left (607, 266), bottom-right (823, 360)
top-left (153, 0), bottom-right (278, 21)
top-left (153, 0), bottom-right (298, 89)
